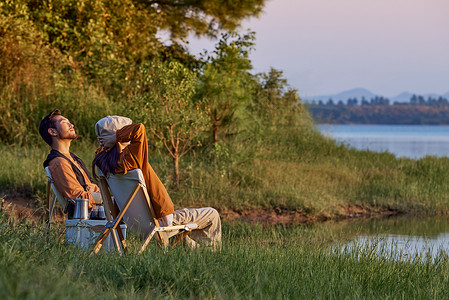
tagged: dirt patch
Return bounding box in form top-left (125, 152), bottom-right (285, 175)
top-left (220, 208), bottom-right (312, 225)
top-left (1, 194), bottom-right (65, 223)
top-left (220, 205), bottom-right (401, 226)
top-left (339, 204), bottom-right (399, 219)
top-left (1, 195), bottom-right (401, 226)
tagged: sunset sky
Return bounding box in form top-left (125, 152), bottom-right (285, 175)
top-left (187, 0), bottom-right (449, 98)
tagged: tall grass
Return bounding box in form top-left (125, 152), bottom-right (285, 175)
top-left (1, 212), bottom-right (449, 299)
top-left (2, 122), bottom-right (449, 218)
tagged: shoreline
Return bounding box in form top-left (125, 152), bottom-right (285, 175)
top-left (1, 194), bottom-right (414, 226)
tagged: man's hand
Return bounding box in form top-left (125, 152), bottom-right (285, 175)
top-left (91, 192), bottom-right (103, 204)
top-left (98, 133), bottom-right (117, 152)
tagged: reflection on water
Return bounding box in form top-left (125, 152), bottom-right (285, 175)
top-left (338, 216), bottom-right (449, 261)
top-left (347, 234), bottom-right (449, 261)
top-left (316, 124), bottom-right (449, 159)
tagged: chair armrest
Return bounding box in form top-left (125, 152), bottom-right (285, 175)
top-left (156, 223), bottom-right (198, 232)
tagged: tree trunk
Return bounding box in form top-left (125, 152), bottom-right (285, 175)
top-left (212, 121), bottom-right (219, 144)
top-left (173, 154), bottom-right (180, 186)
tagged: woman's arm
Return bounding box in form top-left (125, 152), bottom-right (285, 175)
top-left (98, 123), bottom-right (145, 152)
top-left (116, 123), bottom-right (146, 157)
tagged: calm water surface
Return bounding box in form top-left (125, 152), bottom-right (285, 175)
top-left (316, 124), bottom-right (449, 159)
top-left (340, 216), bottom-right (449, 261)
top-left (314, 125), bottom-right (449, 258)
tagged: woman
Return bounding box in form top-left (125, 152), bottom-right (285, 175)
top-left (93, 116), bottom-right (221, 248)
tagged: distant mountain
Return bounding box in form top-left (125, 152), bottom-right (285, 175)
top-left (305, 88), bottom-right (449, 104)
top-left (305, 88), bottom-right (380, 103)
top-left (390, 92), bottom-right (413, 103)
top-left (391, 92), bottom-right (449, 103)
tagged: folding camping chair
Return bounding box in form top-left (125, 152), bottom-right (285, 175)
top-left (45, 167), bottom-right (126, 250)
top-left (44, 166), bottom-right (68, 234)
top-left (90, 169), bottom-right (198, 255)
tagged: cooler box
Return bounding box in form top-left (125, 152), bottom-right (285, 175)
top-left (65, 219), bottom-right (127, 251)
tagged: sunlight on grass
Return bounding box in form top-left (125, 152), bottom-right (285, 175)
top-left (3, 123), bottom-right (449, 218)
top-left (1, 213), bottom-right (449, 299)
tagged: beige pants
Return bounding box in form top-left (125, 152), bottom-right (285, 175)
top-left (172, 207), bottom-right (222, 249)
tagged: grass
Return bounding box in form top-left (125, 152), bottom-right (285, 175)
top-left (2, 211), bottom-right (449, 299)
top-left (2, 124), bottom-right (449, 219)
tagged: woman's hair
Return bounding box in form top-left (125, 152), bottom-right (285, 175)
top-left (92, 144), bottom-right (120, 180)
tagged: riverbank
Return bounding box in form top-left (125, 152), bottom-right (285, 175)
top-left (0, 193), bottom-right (415, 227)
top-left (2, 124), bottom-right (449, 224)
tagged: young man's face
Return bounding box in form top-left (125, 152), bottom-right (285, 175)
top-left (51, 115), bottom-right (78, 141)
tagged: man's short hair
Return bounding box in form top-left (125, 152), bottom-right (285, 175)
top-left (39, 109), bottom-right (62, 146)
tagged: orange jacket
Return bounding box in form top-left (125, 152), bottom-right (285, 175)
top-left (115, 123), bottom-right (174, 218)
top-left (48, 156), bottom-right (100, 208)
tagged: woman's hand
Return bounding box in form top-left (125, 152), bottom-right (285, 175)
top-left (98, 133), bottom-right (117, 152)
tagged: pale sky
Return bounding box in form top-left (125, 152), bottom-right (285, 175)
top-left (187, 0), bottom-right (449, 98)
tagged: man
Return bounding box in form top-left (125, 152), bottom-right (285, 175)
top-left (39, 109), bottom-right (102, 210)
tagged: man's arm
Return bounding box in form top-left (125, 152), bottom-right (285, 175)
top-left (49, 158), bottom-right (101, 208)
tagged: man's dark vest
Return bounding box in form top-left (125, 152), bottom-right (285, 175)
top-left (43, 149), bottom-right (93, 192)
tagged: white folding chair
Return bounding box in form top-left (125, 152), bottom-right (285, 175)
top-left (44, 166), bottom-right (68, 233)
top-left (91, 168), bottom-right (197, 255)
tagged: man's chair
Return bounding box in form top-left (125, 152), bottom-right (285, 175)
top-left (44, 166), bottom-right (68, 233)
top-left (90, 169), bottom-right (197, 255)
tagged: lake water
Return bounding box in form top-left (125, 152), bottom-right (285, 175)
top-left (340, 216), bottom-right (449, 261)
top-left (314, 125), bottom-right (449, 259)
top-left (316, 124), bottom-right (449, 159)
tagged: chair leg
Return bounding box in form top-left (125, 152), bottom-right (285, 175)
top-left (138, 227), bottom-right (158, 254)
top-left (44, 181), bottom-right (52, 234)
top-left (57, 227), bottom-right (66, 241)
top-left (90, 227), bottom-right (113, 256)
top-left (110, 228), bottom-right (122, 253)
top-left (45, 180), bottom-right (51, 230)
top-left (45, 195), bottom-right (57, 234)
top-left (90, 217), bottom-right (127, 255)
top-left (171, 231), bottom-right (191, 247)
top-left (116, 227), bottom-right (127, 254)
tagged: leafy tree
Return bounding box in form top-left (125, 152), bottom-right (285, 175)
top-left (0, 3), bottom-right (61, 143)
top-left (197, 32), bottom-right (255, 144)
top-left (252, 68), bottom-right (302, 126)
top-left (148, 0), bottom-right (265, 39)
top-left (11, 0), bottom-right (265, 68)
top-left (131, 61), bottom-right (208, 185)
top-left (0, 0), bottom-right (266, 100)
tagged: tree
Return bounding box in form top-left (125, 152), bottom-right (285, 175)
top-left (1, 0), bottom-right (266, 99)
top-left (148, 0), bottom-right (265, 39)
top-left (253, 67), bottom-right (302, 126)
top-left (0, 4), bottom-right (62, 144)
top-left (13, 0), bottom-right (265, 66)
top-left (197, 32), bottom-right (255, 144)
top-left (131, 61), bottom-right (208, 185)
